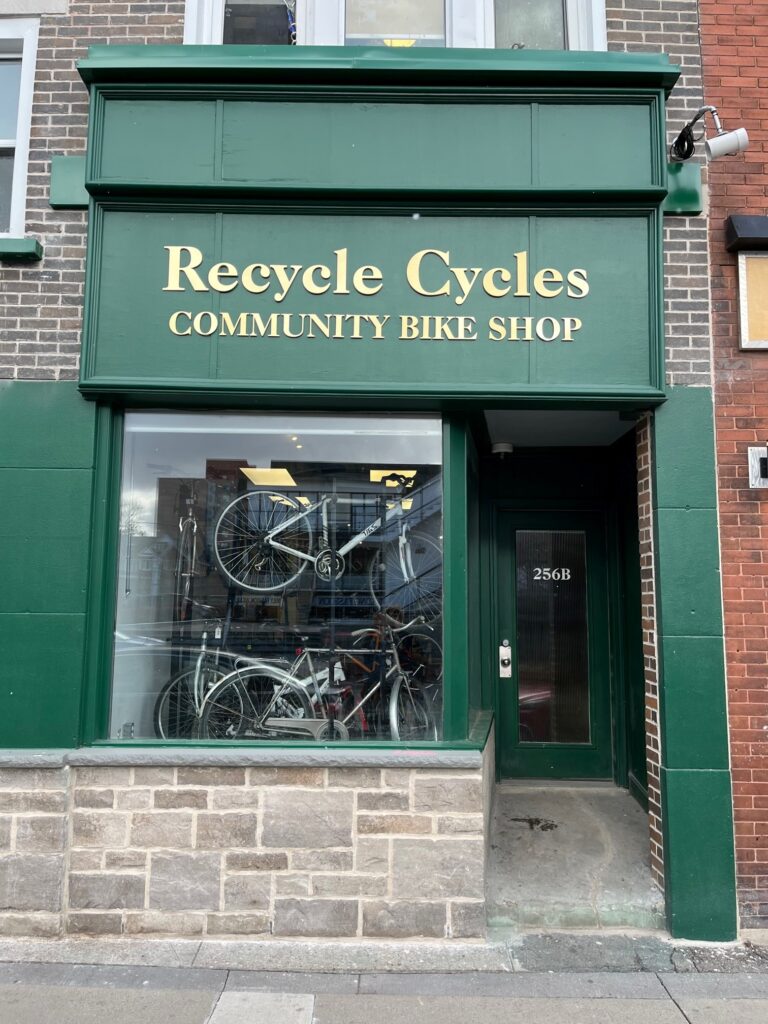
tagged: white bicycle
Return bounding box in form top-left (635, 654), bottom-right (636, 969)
top-left (213, 478), bottom-right (442, 624)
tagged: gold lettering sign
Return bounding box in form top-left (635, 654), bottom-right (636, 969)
top-left (163, 245), bottom-right (590, 344)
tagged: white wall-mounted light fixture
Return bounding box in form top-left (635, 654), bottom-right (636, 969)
top-left (670, 105), bottom-right (749, 163)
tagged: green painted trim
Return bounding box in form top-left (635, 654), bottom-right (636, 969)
top-left (662, 767), bottom-right (737, 940)
top-left (0, 238), bottom-right (43, 261)
top-left (664, 162), bottom-right (703, 215)
top-left (50, 155), bottom-right (89, 208)
top-left (78, 45), bottom-right (680, 93)
top-left (81, 405), bottom-right (122, 744)
top-left (442, 417), bottom-right (470, 742)
top-left (651, 387), bottom-right (737, 940)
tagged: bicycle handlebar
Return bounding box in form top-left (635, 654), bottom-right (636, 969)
top-left (351, 613), bottom-right (429, 637)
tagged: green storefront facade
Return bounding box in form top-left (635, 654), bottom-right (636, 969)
top-left (0, 46), bottom-right (737, 940)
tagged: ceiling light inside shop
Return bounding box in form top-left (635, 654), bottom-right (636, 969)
top-left (369, 469), bottom-right (417, 486)
top-left (240, 467), bottom-right (297, 487)
top-left (387, 499), bottom-right (414, 510)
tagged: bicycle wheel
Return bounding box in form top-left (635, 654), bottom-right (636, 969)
top-left (173, 518), bottom-right (197, 623)
top-left (214, 490), bottom-right (313, 593)
top-left (154, 665), bottom-right (227, 740)
top-left (368, 532), bottom-right (442, 624)
top-left (395, 632), bottom-right (443, 686)
top-left (200, 666), bottom-right (314, 740)
top-left (389, 675), bottom-right (438, 742)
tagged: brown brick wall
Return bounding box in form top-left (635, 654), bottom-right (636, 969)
top-left (0, 0), bottom-right (185, 381)
top-left (637, 415), bottom-right (664, 889)
top-left (700, 0), bottom-right (768, 928)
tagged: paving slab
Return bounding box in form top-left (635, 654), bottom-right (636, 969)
top-left (357, 971), bottom-right (668, 998)
top-left (689, 945), bottom-right (768, 974)
top-left (193, 939), bottom-right (511, 973)
top-left (509, 932), bottom-right (689, 972)
top-left (0, 961), bottom-right (226, 991)
top-left (226, 970), bottom-right (359, 993)
top-left (209, 992), bottom-right (314, 1024)
top-left (0, 985), bottom-right (216, 1024)
top-left (661, 973), bottom-right (768, 999)
top-left (679, 1000), bottom-right (768, 1024)
top-left (313, 994), bottom-right (686, 1024)
top-left (488, 785), bottom-right (663, 931)
top-left (0, 938), bottom-right (200, 968)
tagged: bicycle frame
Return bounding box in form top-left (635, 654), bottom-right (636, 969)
top-left (266, 493), bottom-right (411, 570)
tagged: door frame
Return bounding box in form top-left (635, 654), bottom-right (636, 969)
top-left (492, 506), bottom-right (613, 779)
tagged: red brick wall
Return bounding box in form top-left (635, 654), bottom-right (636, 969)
top-left (637, 416), bottom-right (665, 889)
top-left (700, 0), bottom-right (768, 928)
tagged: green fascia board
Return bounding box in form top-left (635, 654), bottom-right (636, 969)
top-left (664, 162), bottom-right (703, 216)
top-left (661, 767), bottom-right (737, 940)
top-left (50, 154), bottom-right (88, 208)
top-left (0, 238), bottom-right (43, 261)
top-left (78, 44), bottom-right (680, 93)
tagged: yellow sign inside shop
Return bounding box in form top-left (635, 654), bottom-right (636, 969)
top-left (163, 245), bottom-right (590, 344)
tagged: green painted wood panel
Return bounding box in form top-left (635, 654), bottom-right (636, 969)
top-left (81, 206), bottom-right (661, 400)
top-left (0, 469), bottom-right (93, 615)
top-left (222, 101), bottom-right (533, 191)
top-left (652, 386), bottom-right (736, 939)
top-left (0, 382), bottom-right (96, 748)
top-left (0, 614), bottom-right (86, 748)
top-left (538, 104), bottom-right (654, 188)
top-left (655, 508), bottom-right (724, 637)
top-left (0, 380), bottom-right (96, 468)
top-left (662, 767), bottom-right (737, 940)
top-left (93, 96), bottom-right (657, 194)
top-left (654, 386), bottom-right (717, 509)
top-left (98, 99), bottom-right (217, 183)
top-left (661, 636), bottom-right (729, 770)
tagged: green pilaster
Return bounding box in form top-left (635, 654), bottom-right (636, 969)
top-left (0, 382), bottom-right (96, 747)
top-left (442, 418), bottom-right (470, 742)
top-left (653, 386), bottom-right (737, 940)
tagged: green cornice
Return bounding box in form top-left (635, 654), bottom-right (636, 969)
top-left (77, 44), bottom-right (680, 93)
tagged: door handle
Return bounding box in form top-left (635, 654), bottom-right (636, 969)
top-left (499, 639), bottom-right (512, 678)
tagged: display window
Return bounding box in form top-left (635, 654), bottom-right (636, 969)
top-left (111, 411), bottom-right (443, 743)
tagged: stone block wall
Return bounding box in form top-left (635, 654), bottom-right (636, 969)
top-left (0, 757), bottom-right (490, 939)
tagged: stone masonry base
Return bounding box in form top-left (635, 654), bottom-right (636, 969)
top-left (0, 742), bottom-right (493, 940)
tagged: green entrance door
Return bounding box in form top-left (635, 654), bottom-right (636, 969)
top-left (496, 510), bottom-right (612, 779)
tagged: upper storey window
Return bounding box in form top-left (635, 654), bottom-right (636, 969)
top-left (184, 1), bottom-right (606, 50)
top-left (0, 18), bottom-right (38, 237)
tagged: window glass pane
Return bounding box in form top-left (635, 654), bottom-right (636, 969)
top-left (223, 0), bottom-right (294, 45)
top-left (111, 412), bottom-right (443, 743)
top-left (516, 531), bottom-right (590, 744)
top-left (495, 0), bottom-right (566, 50)
top-left (0, 149), bottom-right (14, 232)
top-left (345, 0), bottom-right (445, 47)
top-left (0, 60), bottom-right (22, 139)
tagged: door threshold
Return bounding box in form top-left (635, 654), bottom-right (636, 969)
top-left (497, 778), bottom-right (618, 789)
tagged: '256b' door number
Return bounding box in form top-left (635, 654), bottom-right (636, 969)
top-left (532, 567), bottom-right (571, 581)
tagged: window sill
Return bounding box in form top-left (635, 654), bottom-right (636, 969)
top-left (0, 745), bottom-right (485, 769)
top-left (0, 237), bottom-right (43, 261)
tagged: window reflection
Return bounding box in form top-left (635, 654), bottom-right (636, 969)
top-left (111, 412), bottom-right (443, 743)
top-left (495, 0), bottom-right (566, 50)
top-left (345, 0), bottom-right (445, 47)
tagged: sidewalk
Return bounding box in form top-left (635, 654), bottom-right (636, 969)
top-left (0, 933), bottom-right (768, 1024)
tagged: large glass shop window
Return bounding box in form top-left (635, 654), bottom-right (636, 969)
top-left (111, 412), bottom-right (443, 743)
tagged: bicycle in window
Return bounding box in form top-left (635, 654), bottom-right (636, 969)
top-left (212, 474), bottom-right (442, 625)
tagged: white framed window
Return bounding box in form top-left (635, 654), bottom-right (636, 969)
top-left (0, 18), bottom-right (38, 237)
top-left (184, 0), bottom-right (606, 51)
